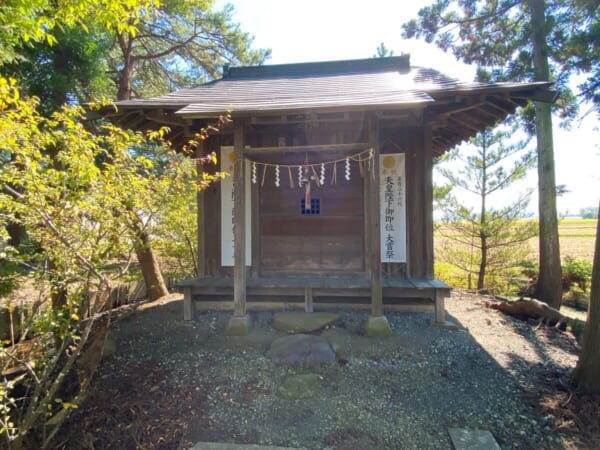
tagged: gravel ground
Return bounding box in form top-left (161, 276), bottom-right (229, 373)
top-left (62, 292), bottom-right (583, 450)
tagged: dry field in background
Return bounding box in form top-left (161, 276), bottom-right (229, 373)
top-left (530, 218), bottom-right (597, 262)
top-left (434, 219), bottom-right (597, 297)
top-left (435, 218), bottom-right (597, 264)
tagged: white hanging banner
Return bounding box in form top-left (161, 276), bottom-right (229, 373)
top-left (380, 153), bottom-right (407, 263)
top-left (221, 146), bottom-right (251, 266)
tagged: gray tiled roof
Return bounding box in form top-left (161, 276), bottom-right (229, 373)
top-left (115, 57), bottom-right (490, 116)
top-left (108, 56), bottom-right (553, 154)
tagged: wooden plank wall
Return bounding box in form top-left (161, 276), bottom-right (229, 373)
top-left (259, 160), bottom-right (365, 275)
top-left (199, 121), bottom-right (434, 281)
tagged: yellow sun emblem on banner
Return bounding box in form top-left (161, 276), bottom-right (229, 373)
top-left (383, 155), bottom-right (396, 169)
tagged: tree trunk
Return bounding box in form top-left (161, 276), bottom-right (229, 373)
top-left (117, 65), bottom-right (131, 101)
top-left (5, 221), bottom-right (27, 248)
top-left (478, 133), bottom-right (488, 292)
top-left (4, 154), bottom-right (28, 248)
top-left (135, 227), bottom-right (169, 301)
top-left (530, 0), bottom-right (562, 308)
top-left (478, 235), bottom-right (487, 291)
top-left (570, 200), bottom-right (600, 392)
top-left (116, 32), bottom-right (133, 101)
top-left (115, 39), bottom-right (170, 301)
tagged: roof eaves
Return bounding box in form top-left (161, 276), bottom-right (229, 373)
top-left (174, 96), bottom-right (434, 118)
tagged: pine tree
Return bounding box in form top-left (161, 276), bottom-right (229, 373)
top-left (436, 124), bottom-right (537, 292)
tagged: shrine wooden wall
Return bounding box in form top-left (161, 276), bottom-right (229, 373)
top-left (259, 162), bottom-right (364, 275)
top-left (197, 118), bottom-right (434, 281)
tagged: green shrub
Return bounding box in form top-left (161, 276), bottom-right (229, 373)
top-left (562, 256), bottom-right (592, 292)
top-left (518, 260), bottom-right (538, 281)
top-left (563, 286), bottom-right (590, 311)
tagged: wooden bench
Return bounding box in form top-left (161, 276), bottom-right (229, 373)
top-left (176, 277), bottom-right (451, 323)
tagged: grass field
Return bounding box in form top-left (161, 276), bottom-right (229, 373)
top-left (527, 218), bottom-right (597, 262)
top-left (435, 218), bottom-right (597, 263)
top-left (434, 218), bottom-right (597, 294)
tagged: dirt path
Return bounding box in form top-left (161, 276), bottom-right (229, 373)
top-left (61, 292), bottom-right (597, 449)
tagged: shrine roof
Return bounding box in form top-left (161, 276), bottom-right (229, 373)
top-left (105, 55), bottom-right (554, 154)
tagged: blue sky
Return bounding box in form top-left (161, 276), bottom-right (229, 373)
top-left (215, 0), bottom-right (600, 216)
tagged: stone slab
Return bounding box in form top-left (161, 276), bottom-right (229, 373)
top-left (448, 428), bottom-right (501, 450)
top-left (272, 312), bottom-right (339, 333)
top-left (364, 315), bottom-right (393, 337)
top-left (276, 373), bottom-right (322, 400)
top-left (225, 315), bottom-right (251, 336)
top-left (265, 334), bottom-right (336, 367)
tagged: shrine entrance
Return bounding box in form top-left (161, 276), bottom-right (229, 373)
top-left (256, 152), bottom-right (368, 276)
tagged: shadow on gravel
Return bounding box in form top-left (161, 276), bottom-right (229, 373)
top-left (495, 316), bottom-right (599, 449)
top-left (60, 300), bottom-right (571, 450)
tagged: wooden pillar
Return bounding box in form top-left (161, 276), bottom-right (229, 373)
top-left (195, 140), bottom-right (206, 278)
top-left (434, 290), bottom-right (446, 324)
top-left (226, 122), bottom-right (251, 335)
top-left (304, 287), bottom-right (314, 313)
top-left (423, 124), bottom-right (434, 279)
top-left (183, 287), bottom-right (193, 321)
top-left (184, 137), bottom-right (206, 321)
top-left (407, 130), bottom-right (425, 278)
top-left (368, 116), bottom-right (383, 316)
top-left (365, 115), bottom-right (392, 337)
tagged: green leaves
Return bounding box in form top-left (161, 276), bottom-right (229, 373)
top-left (0, 0), bottom-right (160, 66)
top-left (402, 0), bottom-right (594, 119)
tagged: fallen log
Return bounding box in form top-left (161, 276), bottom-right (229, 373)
top-left (486, 298), bottom-right (586, 337)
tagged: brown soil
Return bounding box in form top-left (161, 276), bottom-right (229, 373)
top-left (58, 291), bottom-right (599, 450)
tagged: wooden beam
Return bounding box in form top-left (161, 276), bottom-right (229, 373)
top-left (119, 113), bottom-right (147, 130)
top-left (427, 101), bottom-right (485, 120)
top-left (145, 111), bottom-right (188, 127)
top-left (485, 97), bottom-right (513, 115)
top-left (242, 143), bottom-right (369, 155)
top-left (475, 105), bottom-right (504, 121)
top-left (115, 111), bottom-right (137, 126)
top-left (167, 127), bottom-right (185, 143)
top-left (447, 116), bottom-right (481, 133)
top-left (368, 115), bottom-right (383, 316)
top-left (233, 123), bottom-right (247, 317)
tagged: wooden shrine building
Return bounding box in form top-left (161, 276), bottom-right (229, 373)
top-left (106, 55), bottom-right (554, 335)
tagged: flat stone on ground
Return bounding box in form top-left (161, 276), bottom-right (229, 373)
top-left (225, 315), bottom-right (251, 336)
top-left (448, 428), bottom-right (501, 450)
top-left (272, 312), bottom-right (339, 333)
top-left (277, 373), bottom-right (322, 400)
top-left (265, 334), bottom-right (336, 367)
top-left (364, 315), bottom-right (393, 337)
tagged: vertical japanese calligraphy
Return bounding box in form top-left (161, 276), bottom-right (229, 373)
top-left (380, 153), bottom-right (406, 262)
top-left (220, 146), bottom-right (252, 266)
